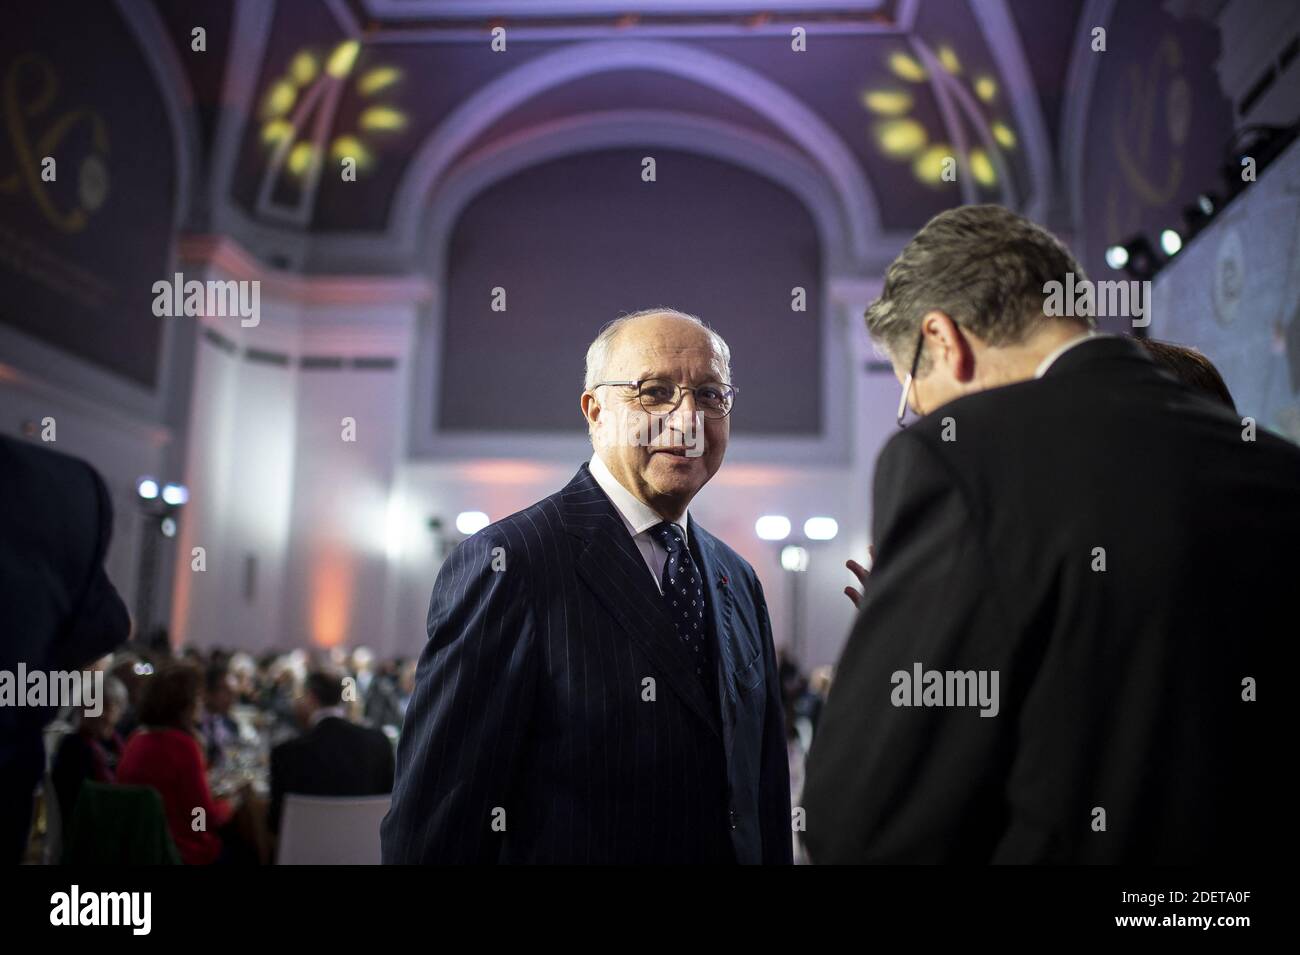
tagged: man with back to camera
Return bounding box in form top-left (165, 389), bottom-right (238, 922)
top-left (804, 205), bottom-right (1296, 864)
top-left (382, 308), bottom-right (792, 864)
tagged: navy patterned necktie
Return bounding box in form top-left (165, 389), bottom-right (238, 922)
top-left (650, 521), bottom-right (715, 694)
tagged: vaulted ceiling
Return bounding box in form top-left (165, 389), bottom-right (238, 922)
top-left (150, 0), bottom-right (1090, 273)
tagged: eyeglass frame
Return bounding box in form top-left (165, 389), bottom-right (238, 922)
top-left (896, 329), bottom-right (926, 429)
top-left (590, 378), bottom-right (740, 419)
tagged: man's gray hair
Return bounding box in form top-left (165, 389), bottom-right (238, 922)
top-left (583, 307), bottom-right (732, 390)
top-left (866, 204), bottom-right (1094, 369)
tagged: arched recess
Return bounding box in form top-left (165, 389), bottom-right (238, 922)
top-left (408, 110), bottom-right (854, 465)
top-left (115, 0), bottom-right (202, 233)
top-left (392, 39), bottom-right (880, 267)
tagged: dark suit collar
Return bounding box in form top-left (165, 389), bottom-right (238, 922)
top-left (1040, 333), bottom-right (1153, 380)
top-left (561, 465), bottom-right (722, 738)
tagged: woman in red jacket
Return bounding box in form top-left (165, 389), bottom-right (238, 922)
top-left (117, 662), bottom-right (236, 864)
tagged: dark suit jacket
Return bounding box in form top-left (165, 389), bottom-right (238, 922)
top-left (382, 464), bottom-right (792, 864)
top-left (0, 436), bottom-right (130, 862)
top-left (804, 336), bottom-right (1297, 864)
top-left (269, 716), bottom-right (395, 832)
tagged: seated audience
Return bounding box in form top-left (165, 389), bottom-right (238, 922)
top-left (116, 662), bottom-right (239, 864)
top-left (199, 663), bottom-right (240, 769)
top-left (52, 677), bottom-right (129, 824)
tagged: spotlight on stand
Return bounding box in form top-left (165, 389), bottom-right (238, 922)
top-left (1180, 192), bottom-right (1220, 241)
top-left (455, 510), bottom-right (490, 535)
top-left (1221, 124), bottom-right (1298, 200)
top-left (161, 483), bottom-right (189, 506)
top-left (137, 477), bottom-right (160, 500)
top-left (803, 517), bottom-right (839, 541)
top-left (1159, 228), bottom-right (1183, 257)
top-left (781, 545), bottom-right (810, 573)
top-left (1106, 235), bottom-right (1160, 280)
top-left (755, 515), bottom-right (791, 541)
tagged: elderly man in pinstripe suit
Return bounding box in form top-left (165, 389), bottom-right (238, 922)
top-left (382, 308), bottom-right (792, 864)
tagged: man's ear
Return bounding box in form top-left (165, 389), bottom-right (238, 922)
top-left (580, 391), bottom-right (599, 429)
top-left (922, 310), bottom-right (977, 382)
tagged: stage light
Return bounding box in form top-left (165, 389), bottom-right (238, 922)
top-left (861, 89), bottom-right (913, 116)
top-left (913, 144), bottom-right (956, 185)
top-left (359, 106), bottom-right (407, 132)
top-left (1181, 192), bottom-right (1219, 240)
top-left (887, 51), bottom-right (927, 82)
top-left (161, 483), bottom-right (189, 506)
top-left (1160, 229), bottom-right (1183, 256)
top-left (160, 517), bottom-right (177, 538)
top-left (1107, 236), bottom-right (1160, 280)
top-left (875, 118), bottom-right (927, 158)
top-left (969, 148), bottom-right (997, 187)
top-left (755, 515), bottom-right (791, 541)
top-left (804, 517), bottom-right (839, 541)
top-left (137, 477), bottom-right (159, 500)
top-left (455, 510), bottom-right (490, 535)
top-left (781, 545), bottom-right (810, 573)
top-left (326, 40), bottom-right (361, 79)
top-left (287, 142), bottom-right (317, 175)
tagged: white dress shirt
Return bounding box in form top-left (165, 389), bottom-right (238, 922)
top-left (1034, 330), bottom-right (1101, 378)
top-left (589, 453), bottom-right (685, 595)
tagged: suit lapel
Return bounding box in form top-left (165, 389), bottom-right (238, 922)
top-left (562, 466), bottom-right (722, 738)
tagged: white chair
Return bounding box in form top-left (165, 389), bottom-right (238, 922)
top-left (274, 794), bottom-right (391, 865)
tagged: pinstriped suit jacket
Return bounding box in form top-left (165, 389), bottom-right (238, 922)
top-left (382, 464), bottom-right (792, 864)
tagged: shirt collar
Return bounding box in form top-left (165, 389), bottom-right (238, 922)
top-left (588, 453), bottom-right (688, 544)
top-left (1034, 330), bottom-right (1099, 378)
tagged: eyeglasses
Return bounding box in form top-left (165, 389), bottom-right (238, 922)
top-left (592, 378), bottom-right (738, 419)
top-left (896, 330), bottom-right (925, 429)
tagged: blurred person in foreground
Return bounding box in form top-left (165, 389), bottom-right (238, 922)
top-left (804, 205), bottom-right (1297, 864)
top-left (384, 308), bottom-right (791, 864)
top-left (0, 436), bottom-right (131, 862)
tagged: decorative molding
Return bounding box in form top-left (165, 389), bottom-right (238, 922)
top-left (968, 0), bottom-right (1056, 223)
top-left (393, 39), bottom-right (880, 267)
top-left (178, 235), bottom-right (435, 305)
top-left (1061, 0), bottom-right (1118, 236)
top-left (116, 0), bottom-right (201, 232)
top-left (0, 360), bottom-right (173, 448)
top-left (423, 111), bottom-right (855, 271)
top-left (909, 37), bottom-right (977, 206)
top-left (363, 0), bottom-right (889, 18)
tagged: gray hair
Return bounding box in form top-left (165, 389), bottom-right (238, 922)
top-left (583, 307), bottom-right (732, 390)
top-left (866, 205), bottom-right (1093, 370)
